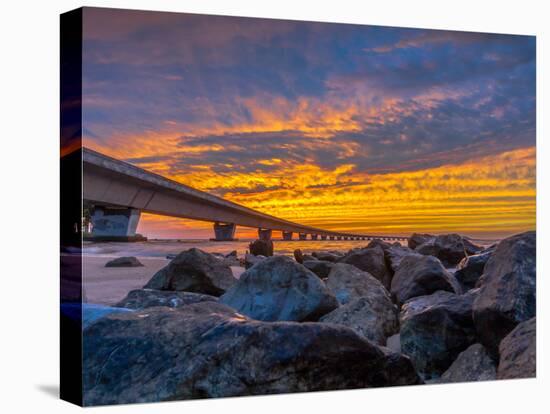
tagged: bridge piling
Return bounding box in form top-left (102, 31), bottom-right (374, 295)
top-left (311, 234), bottom-right (318, 240)
top-left (282, 231), bottom-right (293, 241)
top-left (90, 206), bottom-right (141, 239)
top-left (298, 233), bottom-right (307, 240)
top-left (212, 222), bottom-right (237, 241)
top-left (258, 228), bottom-right (272, 241)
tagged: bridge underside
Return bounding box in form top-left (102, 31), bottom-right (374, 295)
top-left (82, 148), bottom-right (408, 242)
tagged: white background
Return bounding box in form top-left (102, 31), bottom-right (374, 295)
top-left (0, 0), bottom-right (548, 412)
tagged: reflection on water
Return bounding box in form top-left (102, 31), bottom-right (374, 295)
top-left (82, 237), bottom-right (496, 258)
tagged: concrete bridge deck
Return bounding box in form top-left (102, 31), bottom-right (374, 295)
top-left (82, 147), bottom-right (408, 242)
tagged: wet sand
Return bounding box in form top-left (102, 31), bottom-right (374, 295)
top-left (83, 255), bottom-right (245, 306)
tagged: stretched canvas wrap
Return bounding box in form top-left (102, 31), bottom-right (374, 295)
top-left (60, 7), bottom-right (536, 407)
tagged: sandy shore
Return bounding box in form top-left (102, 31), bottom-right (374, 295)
top-left (83, 255), bottom-right (245, 306)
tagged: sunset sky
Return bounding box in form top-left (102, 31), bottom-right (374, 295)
top-left (82, 7), bottom-right (536, 240)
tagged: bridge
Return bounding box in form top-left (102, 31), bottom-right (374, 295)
top-left (82, 148), bottom-right (408, 242)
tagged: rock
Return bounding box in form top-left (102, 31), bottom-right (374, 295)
top-left (326, 263), bottom-right (389, 305)
top-left (386, 334), bottom-right (401, 353)
top-left (338, 246), bottom-right (392, 290)
top-left (415, 234), bottom-right (482, 267)
top-left (438, 344), bottom-right (496, 383)
top-left (379, 347), bottom-right (424, 386)
top-left (473, 231), bottom-right (536, 355)
top-left (61, 303), bottom-right (133, 329)
top-left (220, 256), bottom-right (338, 322)
top-left (497, 317), bottom-right (536, 379)
top-left (244, 253), bottom-right (266, 269)
top-left (143, 248), bottom-right (237, 296)
top-left (400, 290), bottom-right (478, 379)
top-left (82, 302), bottom-right (420, 405)
top-left (320, 294), bottom-right (398, 345)
top-left (367, 239), bottom-right (392, 251)
top-left (226, 250), bottom-right (238, 258)
top-left (302, 254), bottom-right (317, 262)
top-left (294, 248), bottom-right (304, 264)
top-left (105, 256), bottom-right (143, 267)
top-left (249, 239), bottom-right (274, 257)
top-left (454, 247), bottom-right (494, 290)
top-left (390, 255), bottom-right (461, 306)
top-left (385, 245), bottom-right (422, 273)
top-left (408, 233), bottom-right (434, 249)
top-left (303, 260), bottom-right (334, 279)
top-left (116, 289), bottom-right (217, 310)
top-left (312, 251), bottom-right (343, 262)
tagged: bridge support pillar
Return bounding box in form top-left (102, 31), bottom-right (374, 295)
top-left (321, 235), bottom-right (327, 240)
top-left (298, 233), bottom-right (307, 241)
top-left (258, 228), bottom-right (272, 241)
top-left (212, 222), bottom-right (237, 241)
top-left (336, 236), bottom-right (342, 240)
top-left (329, 236), bottom-right (335, 240)
top-left (282, 231), bottom-right (293, 241)
top-left (311, 234), bottom-right (318, 241)
top-left (90, 207), bottom-right (141, 240)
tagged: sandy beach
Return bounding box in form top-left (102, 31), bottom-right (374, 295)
top-left (83, 255), bottom-right (246, 305)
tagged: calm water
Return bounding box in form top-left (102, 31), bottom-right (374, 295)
top-left (82, 237), bottom-right (497, 258)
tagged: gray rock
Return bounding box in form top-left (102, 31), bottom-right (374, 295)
top-left (312, 251), bottom-right (344, 262)
top-left (82, 302), bottom-right (420, 405)
top-left (320, 293), bottom-right (398, 345)
top-left (220, 256), bottom-right (338, 321)
top-left (385, 245), bottom-right (422, 273)
top-left (386, 334), bottom-right (401, 353)
top-left (326, 263), bottom-right (388, 305)
top-left (303, 254), bottom-right (317, 262)
top-left (400, 290), bottom-right (478, 379)
top-left (338, 246), bottom-right (392, 290)
top-left (105, 256), bottom-right (143, 267)
top-left (438, 343), bottom-right (496, 383)
top-left (390, 255), bottom-right (461, 306)
top-left (116, 289), bottom-right (217, 310)
top-left (367, 239), bottom-right (392, 251)
top-left (249, 239), bottom-right (274, 257)
top-left (455, 247), bottom-right (494, 290)
top-left (408, 233), bottom-right (435, 249)
top-left (303, 260), bottom-right (334, 279)
top-left (81, 303), bottom-right (133, 329)
top-left (244, 253), bottom-right (266, 269)
top-left (473, 231), bottom-right (536, 355)
top-left (144, 248), bottom-right (237, 296)
top-left (497, 317), bottom-right (536, 379)
top-left (415, 234), bottom-right (482, 267)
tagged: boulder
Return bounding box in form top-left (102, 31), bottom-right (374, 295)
top-left (61, 303), bottom-right (133, 329)
top-left (83, 302), bottom-right (420, 405)
top-left (400, 290), bottom-right (478, 379)
top-left (415, 234), bottom-right (482, 267)
top-left (220, 256), bottom-right (338, 322)
top-left (143, 248), bottom-right (237, 296)
top-left (438, 343), bottom-right (496, 383)
top-left (312, 251), bottom-right (343, 262)
top-left (386, 334), bottom-right (401, 353)
top-left (249, 239), bottom-right (274, 257)
top-left (454, 247), bottom-right (494, 290)
top-left (385, 245), bottom-right (422, 273)
top-left (105, 256), bottom-right (143, 267)
top-left (408, 233), bottom-right (434, 249)
top-left (244, 253), bottom-right (266, 269)
top-left (390, 255), bottom-right (461, 306)
top-left (473, 231), bottom-right (536, 355)
top-left (367, 239), bottom-right (392, 251)
top-left (338, 246), bottom-right (392, 290)
top-left (326, 263), bottom-right (388, 305)
top-left (226, 250), bottom-right (238, 258)
top-left (320, 294), bottom-right (398, 345)
top-left (116, 289), bottom-right (217, 310)
top-left (294, 248), bottom-right (304, 264)
top-left (303, 260), bottom-right (334, 279)
top-left (497, 317), bottom-right (536, 379)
